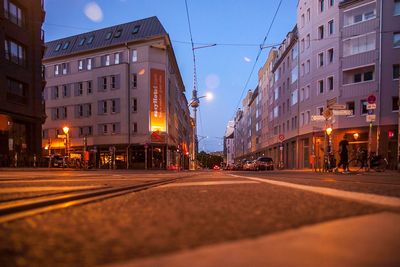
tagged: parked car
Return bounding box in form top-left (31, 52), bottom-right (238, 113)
top-left (243, 160), bottom-right (255, 171)
top-left (254, 157), bottom-right (274, 170)
top-left (50, 154), bottom-right (66, 168)
top-left (213, 165), bottom-right (221, 170)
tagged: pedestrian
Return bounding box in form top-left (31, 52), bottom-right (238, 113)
top-left (336, 135), bottom-right (349, 173)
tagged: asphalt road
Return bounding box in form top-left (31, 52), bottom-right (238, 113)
top-left (0, 169), bottom-right (399, 267)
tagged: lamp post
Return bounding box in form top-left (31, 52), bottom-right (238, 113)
top-left (63, 126), bottom-right (69, 158)
top-left (325, 127), bottom-right (333, 171)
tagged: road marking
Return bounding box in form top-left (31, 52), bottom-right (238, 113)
top-left (0, 185), bottom-right (105, 193)
top-left (229, 174), bottom-right (400, 208)
top-left (159, 181), bottom-right (259, 188)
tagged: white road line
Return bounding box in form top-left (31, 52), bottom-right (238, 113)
top-left (230, 174), bottom-right (400, 208)
top-left (159, 181), bottom-right (259, 188)
top-left (0, 185), bottom-right (105, 193)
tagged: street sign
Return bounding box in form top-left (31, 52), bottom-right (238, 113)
top-left (330, 104), bottom-right (346, 110)
top-left (311, 115), bottom-right (326, 121)
top-left (323, 109), bottom-right (333, 119)
top-left (367, 103), bottom-right (376, 110)
top-left (57, 134), bottom-right (66, 138)
top-left (366, 114), bottom-right (376, 122)
top-left (367, 94), bottom-right (376, 104)
top-left (332, 109), bottom-right (353, 116)
top-left (326, 97), bottom-right (337, 108)
top-left (278, 134), bottom-right (285, 141)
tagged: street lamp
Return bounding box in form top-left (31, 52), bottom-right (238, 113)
top-left (63, 126), bottom-right (69, 158)
top-left (353, 133), bottom-right (359, 140)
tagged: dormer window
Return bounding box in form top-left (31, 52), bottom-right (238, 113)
top-left (55, 43), bottom-right (62, 51)
top-left (132, 25), bottom-right (140, 34)
top-left (105, 32), bottom-right (112, 40)
top-left (78, 38), bottom-right (86, 46)
top-left (87, 35), bottom-right (94, 44)
top-left (114, 29), bottom-right (122, 38)
top-left (62, 41), bottom-right (70, 50)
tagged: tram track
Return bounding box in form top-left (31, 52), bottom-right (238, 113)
top-left (0, 175), bottom-right (193, 224)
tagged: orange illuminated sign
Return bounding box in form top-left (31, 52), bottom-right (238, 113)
top-left (150, 68), bottom-right (166, 132)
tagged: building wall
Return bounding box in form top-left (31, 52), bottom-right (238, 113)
top-left (43, 33), bottom-right (191, 169)
top-left (0, 0), bottom-right (45, 166)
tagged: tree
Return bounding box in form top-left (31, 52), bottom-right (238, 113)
top-left (197, 151), bottom-right (223, 169)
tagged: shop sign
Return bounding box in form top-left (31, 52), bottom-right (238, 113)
top-left (311, 115), bottom-right (325, 121)
top-left (150, 68), bottom-right (166, 132)
top-left (332, 110), bottom-right (353, 116)
top-left (366, 114), bottom-right (376, 122)
top-left (367, 103), bottom-right (376, 110)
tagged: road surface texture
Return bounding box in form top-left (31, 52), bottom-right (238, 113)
top-left (0, 169), bottom-right (399, 267)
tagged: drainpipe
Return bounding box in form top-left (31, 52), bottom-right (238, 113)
top-left (376, 0), bottom-right (383, 154)
top-left (126, 43), bottom-right (131, 169)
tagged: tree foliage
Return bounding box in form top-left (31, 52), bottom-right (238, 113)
top-left (196, 151), bottom-right (223, 169)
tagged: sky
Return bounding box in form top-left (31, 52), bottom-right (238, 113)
top-left (44, 0), bottom-right (297, 152)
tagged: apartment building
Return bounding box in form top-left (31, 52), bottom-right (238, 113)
top-left (223, 120), bottom-right (235, 167)
top-left (42, 17), bottom-right (192, 169)
top-left (232, 0), bottom-right (399, 169)
top-left (0, 0), bottom-right (45, 167)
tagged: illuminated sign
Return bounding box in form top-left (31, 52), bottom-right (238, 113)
top-left (150, 69), bottom-right (166, 132)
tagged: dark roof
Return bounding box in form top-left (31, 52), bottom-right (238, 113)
top-left (44, 16), bottom-right (167, 59)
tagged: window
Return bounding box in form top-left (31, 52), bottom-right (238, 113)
top-left (291, 45), bottom-right (298, 60)
top-left (78, 82), bottom-right (83, 95)
top-left (328, 20), bottom-right (334, 35)
top-left (393, 64), bottom-right (400, 79)
top-left (114, 52), bottom-right (120, 64)
top-left (346, 101), bottom-right (355, 116)
top-left (327, 48), bottom-right (334, 63)
top-left (102, 101), bottom-right (108, 113)
top-left (354, 73), bottom-right (362, 83)
top-left (55, 43), bottom-right (62, 52)
top-left (306, 34), bottom-right (310, 48)
top-left (318, 52), bottom-right (324, 67)
top-left (364, 71), bottom-right (373, 81)
top-left (105, 32), bottom-right (112, 40)
top-left (132, 25), bottom-right (140, 34)
top-left (4, 0), bottom-right (24, 27)
top-left (87, 81), bottom-right (92, 94)
top-left (318, 25), bottom-right (324, 39)
top-left (394, 32), bottom-right (400, 48)
top-left (317, 107), bottom-right (324, 115)
top-left (87, 35), bottom-right (94, 44)
top-left (114, 29), bottom-right (122, 38)
top-left (393, 97), bottom-right (399, 111)
top-left (4, 39), bottom-right (26, 66)
top-left (306, 60), bottom-right (310, 73)
top-left (301, 39), bottom-right (305, 52)
top-left (132, 98), bottom-right (137, 112)
top-left (87, 104), bottom-right (92, 116)
top-left (329, 0), bottom-right (334, 6)
top-left (300, 88), bottom-right (304, 102)
top-left (352, 70), bottom-right (374, 83)
top-left (301, 14), bottom-right (305, 27)
top-left (307, 8), bottom-right (310, 21)
top-left (54, 65), bottom-right (59, 76)
top-left (301, 63), bottom-right (305, 76)
top-left (319, 0), bottom-right (324, 12)
top-left (133, 122), bottom-right (138, 133)
top-left (102, 77), bottom-right (107, 90)
top-left (111, 99), bottom-right (116, 113)
top-left (305, 85), bottom-right (310, 99)
top-left (78, 105), bottom-right (83, 117)
top-left (132, 73), bottom-right (137, 88)
top-left (318, 80), bottom-right (324, 94)
top-left (62, 63), bottom-right (68, 75)
top-left (343, 32), bottom-right (376, 56)
top-left (328, 76), bottom-right (334, 90)
top-left (291, 66), bottom-right (298, 83)
top-left (62, 41), bottom-right (70, 50)
top-left (361, 100), bottom-right (368, 115)
top-left (62, 85), bottom-right (68, 97)
top-left (6, 77), bottom-right (26, 102)
top-left (291, 89), bottom-right (298, 105)
top-left (78, 38), bottom-right (85, 46)
top-left (395, 0), bottom-right (400, 16)
top-left (344, 8), bottom-right (376, 26)
top-left (111, 76), bottom-right (116, 89)
top-left (132, 49), bottom-right (138, 62)
top-left (87, 58), bottom-right (92, 70)
top-left (78, 60), bottom-right (84, 71)
top-left (105, 55), bottom-right (110, 66)
top-left (103, 124), bottom-right (108, 134)
top-left (55, 86), bottom-right (59, 99)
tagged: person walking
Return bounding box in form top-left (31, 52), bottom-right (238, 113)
top-left (336, 135), bottom-right (349, 173)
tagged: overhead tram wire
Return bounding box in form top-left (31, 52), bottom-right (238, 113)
top-left (232, 0), bottom-right (283, 119)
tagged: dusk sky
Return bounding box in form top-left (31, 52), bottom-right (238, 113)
top-left (44, 0), bottom-right (297, 152)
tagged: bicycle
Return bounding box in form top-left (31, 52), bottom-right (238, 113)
top-left (347, 148), bottom-right (388, 172)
